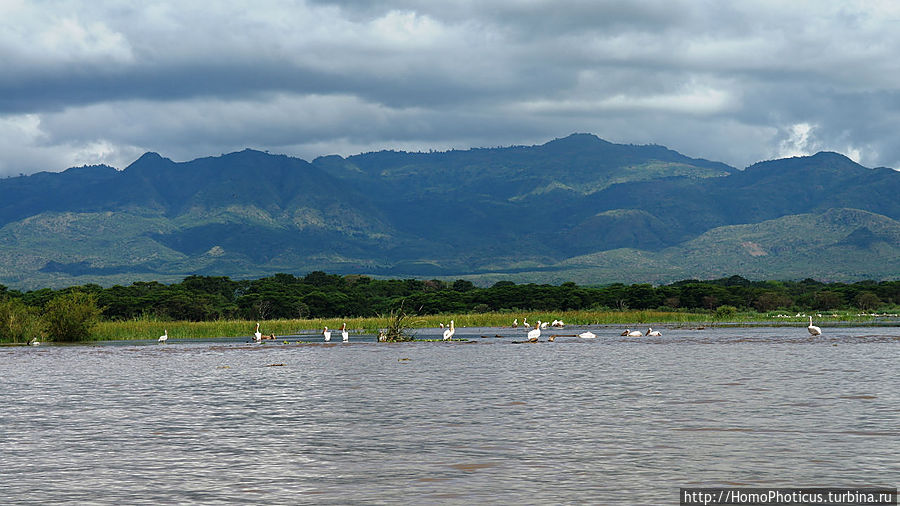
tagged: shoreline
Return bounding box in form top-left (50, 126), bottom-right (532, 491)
top-left (4, 312), bottom-right (900, 344)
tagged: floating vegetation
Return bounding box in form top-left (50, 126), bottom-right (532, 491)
top-left (379, 305), bottom-right (415, 342)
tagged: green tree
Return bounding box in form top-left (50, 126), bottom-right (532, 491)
top-left (714, 305), bottom-right (738, 319)
top-left (754, 292), bottom-right (793, 312)
top-left (43, 292), bottom-right (102, 342)
top-left (814, 291), bottom-right (844, 309)
top-left (855, 292), bottom-right (881, 312)
top-left (0, 298), bottom-right (43, 343)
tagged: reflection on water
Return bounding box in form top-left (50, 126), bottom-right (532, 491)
top-left (2, 326), bottom-right (899, 504)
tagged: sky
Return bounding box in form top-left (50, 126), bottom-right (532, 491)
top-left (2, 0), bottom-right (900, 176)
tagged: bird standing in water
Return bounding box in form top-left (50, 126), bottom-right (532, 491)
top-left (443, 320), bottom-right (455, 341)
top-left (807, 316), bottom-right (822, 336)
top-left (527, 322), bottom-right (542, 342)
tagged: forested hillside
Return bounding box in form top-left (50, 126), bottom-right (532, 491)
top-left (1, 134), bottom-right (898, 289)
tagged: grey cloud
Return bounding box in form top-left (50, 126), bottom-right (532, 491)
top-left (1, 0), bottom-right (899, 176)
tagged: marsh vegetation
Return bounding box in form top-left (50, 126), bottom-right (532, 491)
top-left (2, 272), bottom-right (899, 343)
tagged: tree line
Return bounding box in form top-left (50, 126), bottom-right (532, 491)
top-left (1, 273), bottom-right (898, 333)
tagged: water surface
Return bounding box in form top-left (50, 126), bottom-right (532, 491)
top-left (2, 326), bottom-right (898, 504)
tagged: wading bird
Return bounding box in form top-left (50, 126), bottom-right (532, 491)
top-left (807, 316), bottom-right (822, 336)
top-left (443, 320), bottom-right (455, 341)
top-left (341, 322), bottom-right (349, 343)
top-left (527, 321), bottom-right (542, 342)
top-left (158, 329), bottom-right (168, 343)
top-left (253, 323), bottom-right (262, 342)
top-left (323, 326), bottom-right (331, 342)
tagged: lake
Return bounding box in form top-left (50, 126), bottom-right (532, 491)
top-left (2, 325), bottom-right (898, 504)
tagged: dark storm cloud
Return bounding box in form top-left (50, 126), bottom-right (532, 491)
top-left (1, 0), bottom-right (899, 175)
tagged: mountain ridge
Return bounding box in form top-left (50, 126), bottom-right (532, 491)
top-left (0, 133), bottom-right (897, 290)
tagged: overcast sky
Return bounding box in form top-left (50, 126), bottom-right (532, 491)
top-left (2, 0), bottom-right (899, 176)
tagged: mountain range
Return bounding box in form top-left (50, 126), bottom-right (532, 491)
top-left (1, 133), bottom-right (898, 290)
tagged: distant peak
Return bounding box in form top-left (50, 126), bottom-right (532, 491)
top-left (137, 151), bottom-right (165, 161)
top-left (809, 151), bottom-right (860, 164)
top-left (746, 150), bottom-right (864, 172)
top-left (124, 151), bottom-right (175, 172)
top-left (544, 133), bottom-right (610, 147)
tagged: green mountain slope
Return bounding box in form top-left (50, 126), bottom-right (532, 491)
top-left (0, 134), bottom-right (898, 289)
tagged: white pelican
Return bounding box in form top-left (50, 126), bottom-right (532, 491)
top-left (512, 318), bottom-right (518, 328)
top-left (646, 328), bottom-right (662, 337)
top-left (158, 329), bottom-right (168, 343)
top-left (523, 317), bottom-right (530, 329)
top-left (443, 320), bottom-right (455, 341)
top-left (323, 326), bottom-right (331, 342)
top-left (578, 331), bottom-right (596, 339)
top-left (253, 323), bottom-right (262, 342)
top-left (27, 337), bottom-right (40, 346)
top-left (527, 321), bottom-right (541, 342)
top-left (552, 320), bottom-right (565, 328)
top-left (807, 316), bottom-right (822, 336)
top-left (341, 322), bottom-right (349, 342)
top-left (623, 329), bottom-right (643, 337)
top-left (540, 321), bottom-right (549, 329)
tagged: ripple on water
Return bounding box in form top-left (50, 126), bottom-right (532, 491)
top-left (1, 325), bottom-right (899, 504)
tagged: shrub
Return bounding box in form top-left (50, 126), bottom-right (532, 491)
top-left (43, 292), bottom-right (102, 342)
top-left (379, 306), bottom-right (415, 342)
top-left (714, 305), bottom-right (738, 319)
top-left (0, 298), bottom-right (43, 343)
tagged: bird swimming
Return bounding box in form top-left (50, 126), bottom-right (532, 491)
top-left (646, 328), bottom-right (662, 336)
top-left (578, 331), bottom-right (596, 339)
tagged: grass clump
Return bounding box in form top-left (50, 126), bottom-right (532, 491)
top-left (378, 306), bottom-right (415, 342)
